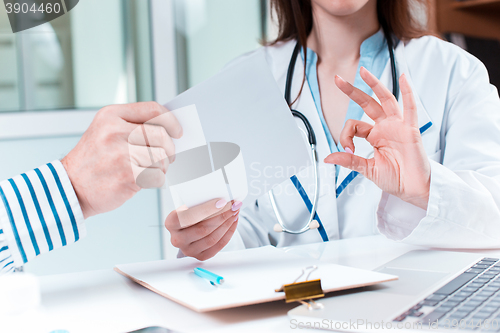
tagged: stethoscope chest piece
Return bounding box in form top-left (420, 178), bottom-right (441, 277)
top-left (273, 220), bottom-right (320, 233)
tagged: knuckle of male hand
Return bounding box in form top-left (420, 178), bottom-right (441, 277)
top-left (145, 101), bottom-right (162, 118)
top-left (100, 126), bottom-right (121, 145)
top-left (96, 106), bottom-right (113, 120)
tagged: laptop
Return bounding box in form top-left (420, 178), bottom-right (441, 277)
top-left (288, 250), bottom-right (500, 332)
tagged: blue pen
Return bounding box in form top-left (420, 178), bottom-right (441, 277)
top-left (194, 267), bottom-right (224, 285)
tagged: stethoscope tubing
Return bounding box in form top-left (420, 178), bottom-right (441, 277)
top-left (270, 143), bottom-right (320, 234)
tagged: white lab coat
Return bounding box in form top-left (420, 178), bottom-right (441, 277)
top-left (226, 36), bottom-right (500, 250)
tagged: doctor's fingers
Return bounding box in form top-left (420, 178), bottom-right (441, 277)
top-left (339, 119), bottom-right (374, 154)
top-left (114, 102), bottom-right (183, 139)
top-left (172, 202), bottom-right (234, 244)
top-left (168, 205), bottom-right (234, 249)
top-left (167, 198), bottom-right (230, 232)
top-left (195, 220), bottom-right (239, 261)
top-left (128, 124), bottom-right (176, 161)
top-left (184, 216), bottom-right (239, 261)
top-left (131, 164), bottom-right (166, 189)
top-left (400, 74), bottom-right (419, 127)
top-left (129, 144), bottom-right (168, 171)
top-left (324, 152), bottom-right (373, 179)
top-left (334, 75), bottom-right (386, 122)
top-left (176, 203), bottom-right (234, 243)
top-left (359, 67), bottom-right (401, 118)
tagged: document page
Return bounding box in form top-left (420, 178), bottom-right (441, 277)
top-left (162, 51), bottom-right (310, 209)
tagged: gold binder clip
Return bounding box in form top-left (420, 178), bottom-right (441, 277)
top-left (275, 266), bottom-right (324, 310)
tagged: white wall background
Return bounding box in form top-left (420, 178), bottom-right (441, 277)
top-left (0, 0), bottom-right (268, 274)
top-left (175, 0), bottom-right (263, 88)
top-left (71, 0), bottom-right (127, 107)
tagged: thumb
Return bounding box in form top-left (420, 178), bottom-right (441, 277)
top-left (177, 198), bottom-right (227, 228)
top-left (324, 152), bottom-right (371, 177)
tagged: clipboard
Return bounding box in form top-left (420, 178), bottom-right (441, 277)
top-left (115, 246), bottom-right (398, 312)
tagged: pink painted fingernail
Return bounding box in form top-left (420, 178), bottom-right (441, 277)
top-left (216, 199), bottom-right (227, 209)
top-left (232, 215), bottom-right (239, 223)
top-left (232, 201), bottom-right (243, 211)
top-left (233, 210), bottom-right (239, 216)
top-left (345, 147), bottom-right (354, 154)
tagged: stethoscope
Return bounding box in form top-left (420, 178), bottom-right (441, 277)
top-left (271, 31), bottom-right (400, 235)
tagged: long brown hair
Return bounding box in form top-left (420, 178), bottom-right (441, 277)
top-left (268, 0), bottom-right (430, 104)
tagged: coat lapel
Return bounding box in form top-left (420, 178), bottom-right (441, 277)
top-left (394, 41), bottom-right (433, 134)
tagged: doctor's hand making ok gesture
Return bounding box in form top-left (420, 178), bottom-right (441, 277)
top-left (325, 67), bottom-right (431, 210)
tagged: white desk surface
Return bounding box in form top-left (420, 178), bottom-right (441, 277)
top-left (6, 235), bottom-right (500, 333)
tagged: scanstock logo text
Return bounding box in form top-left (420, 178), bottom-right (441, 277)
top-left (3, 0), bottom-right (79, 33)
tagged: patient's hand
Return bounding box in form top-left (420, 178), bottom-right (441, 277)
top-left (165, 199), bottom-right (242, 261)
top-left (62, 102), bottom-right (182, 219)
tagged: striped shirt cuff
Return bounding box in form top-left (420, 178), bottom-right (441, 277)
top-left (0, 230), bottom-right (14, 275)
top-left (0, 160), bottom-right (86, 269)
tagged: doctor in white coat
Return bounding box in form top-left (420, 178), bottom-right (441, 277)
top-left (165, 0), bottom-right (500, 259)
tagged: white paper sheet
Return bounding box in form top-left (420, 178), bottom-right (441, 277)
top-left (163, 50), bottom-right (310, 210)
top-left (170, 104), bottom-right (207, 154)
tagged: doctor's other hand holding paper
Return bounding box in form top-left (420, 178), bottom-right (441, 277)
top-left (165, 199), bottom-right (242, 261)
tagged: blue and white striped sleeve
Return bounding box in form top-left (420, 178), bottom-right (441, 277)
top-left (0, 160), bottom-right (85, 275)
